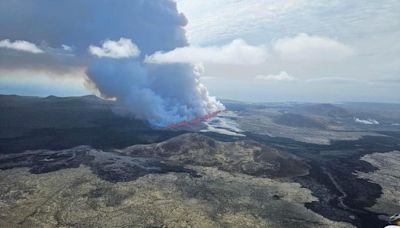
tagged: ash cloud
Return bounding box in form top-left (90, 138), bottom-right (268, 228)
top-left (0, 0), bottom-right (224, 126)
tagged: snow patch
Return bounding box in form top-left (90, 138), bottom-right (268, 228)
top-left (354, 118), bottom-right (379, 125)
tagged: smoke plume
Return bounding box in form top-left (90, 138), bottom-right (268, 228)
top-left (0, 0), bottom-right (224, 126)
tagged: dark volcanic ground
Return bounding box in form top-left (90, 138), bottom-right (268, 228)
top-left (246, 132), bottom-right (400, 228)
top-left (1, 95), bottom-right (400, 227)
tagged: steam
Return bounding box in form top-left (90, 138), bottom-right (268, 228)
top-left (0, 0), bottom-right (224, 127)
top-left (87, 54), bottom-right (223, 126)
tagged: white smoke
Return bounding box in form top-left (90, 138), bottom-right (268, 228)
top-left (86, 55), bottom-right (224, 126)
top-left (0, 0), bottom-right (225, 127)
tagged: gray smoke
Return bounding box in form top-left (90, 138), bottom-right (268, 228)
top-left (0, 0), bottom-right (224, 126)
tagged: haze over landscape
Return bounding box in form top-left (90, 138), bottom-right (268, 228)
top-left (0, 1), bottom-right (399, 228)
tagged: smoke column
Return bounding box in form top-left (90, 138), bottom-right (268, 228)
top-left (0, 0), bottom-right (224, 126)
top-left (87, 58), bottom-right (224, 126)
top-left (84, 1), bottom-right (224, 126)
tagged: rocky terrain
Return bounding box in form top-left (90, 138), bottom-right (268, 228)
top-left (235, 108), bottom-right (383, 145)
top-left (0, 133), bottom-right (310, 182)
top-left (120, 133), bottom-right (310, 179)
top-left (0, 166), bottom-right (352, 228)
top-left (1, 95), bottom-right (400, 227)
top-left (356, 151), bottom-right (400, 215)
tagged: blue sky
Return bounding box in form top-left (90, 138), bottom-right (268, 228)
top-left (0, 0), bottom-right (399, 103)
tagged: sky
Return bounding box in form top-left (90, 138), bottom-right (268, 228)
top-left (0, 0), bottom-right (399, 103)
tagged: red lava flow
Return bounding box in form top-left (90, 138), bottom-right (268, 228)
top-left (165, 109), bottom-right (229, 129)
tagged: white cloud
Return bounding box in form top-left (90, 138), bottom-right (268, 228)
top-left (176, 0), bottom-right (305, 45)
top-left (62, 44), bottom-right (72, 51)
top-left (89, 38), bottom-right (140, 59)
top-left (273, 33), bottom-right (355, 62)
top-left (255, 71), bottom-right (295, 81)
top-left (146, 39), bottom-right (268, 65)
top-left (0, 39), bottom-right (43, 54)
